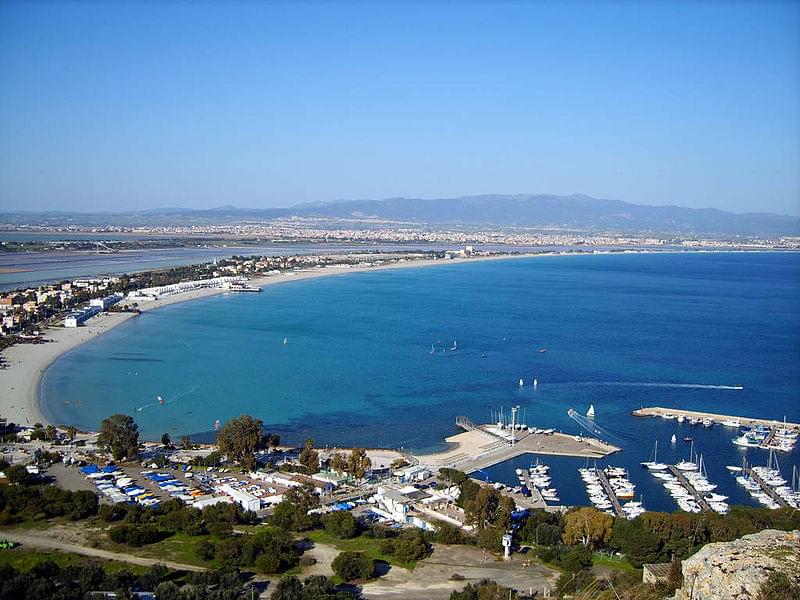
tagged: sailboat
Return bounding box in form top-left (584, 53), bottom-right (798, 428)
top-left (283, 337), bottom-right (288, 346)
top-left (671, 434), bottom-right (677, 444)
top-left (641, 440), bottom-right (668, 471)
top-left (451, 340), bottom-right (457, 351)
top-left (586, 404), bottom-right (595, 419)
top-left (533, 378), bottom-right (538, 388)
top-left (518, 378), bottom-right (524, 388)
top-left (157, 395), bottom-right (165, 405)
top-left (430, 344), bottom-right (435, 355)
top-left (213, 419), bottom-right (220, 431)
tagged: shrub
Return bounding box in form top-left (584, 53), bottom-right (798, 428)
top-left (255, 552), bottom-right (282, 574)
top-left (331, 551), bottom-right (376, 582)
top-left (322, 510), bottom-right (358, 539)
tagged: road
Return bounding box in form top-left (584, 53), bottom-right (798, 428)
top-left (0, 529), bottom-right (206, 572)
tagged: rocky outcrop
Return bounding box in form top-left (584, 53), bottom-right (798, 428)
top-left (675, 529), bottom-right (800, 600)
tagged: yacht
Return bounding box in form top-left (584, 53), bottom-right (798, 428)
top-left (641, 441), bottom-right (669, 471)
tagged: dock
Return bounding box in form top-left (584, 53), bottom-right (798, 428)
top-left (519, 471), bottom-right (547, 508)
top-left (668, 466), bottom-right (711, 512)
top-left (413, 420), bottom-right (620, 473)
top-left (632, 407), bottom-right (800, 432)
top-left (594, 467), bottom-right (623, 517)
top-left (747, 469), bottom-right (789, 508)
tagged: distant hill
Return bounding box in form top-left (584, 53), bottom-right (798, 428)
top-left (292, 194), bottom-right (800, 236)
top-left (1, 194), bottom-right (798, 236)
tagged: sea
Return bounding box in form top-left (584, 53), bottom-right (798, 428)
top-left (40, 251), bottom-right (800, 512)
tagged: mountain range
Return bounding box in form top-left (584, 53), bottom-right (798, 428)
top-left (2, 194), bottom-right (798, 237)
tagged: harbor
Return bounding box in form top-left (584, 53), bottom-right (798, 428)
top-left (632, 406), bottom-right (800, 432)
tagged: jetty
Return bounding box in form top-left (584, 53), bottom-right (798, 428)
top-left (747, 469), bottom-right (789, 508)
top-left (518, 471), bottom-right (547, 509)
top-left (594, 467), bottom-right (623, 517)
top-left (413, 418), bottom-right (620, 473)
top-left (633, 407), bottom-right (800, 432)
top-left (668, 466), bottom-right (711, 512)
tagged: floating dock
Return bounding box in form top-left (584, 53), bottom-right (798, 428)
top-left (594, 467), bottom-right (623, 517)
top-left (633, 407), bottom-right (800, 432)
top-left (747, 469), bottom-right (789, 508)
top-left (668, 466), bottom-right (711, 512)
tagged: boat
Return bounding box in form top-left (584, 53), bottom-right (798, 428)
top-left (702, 418), bottom-right (714, 427)
top-left (539, 348), bottom-right (547, 353)
top-left (157, 396), bottom-right (165, 405)
top-left (587, 404), bottom-right (595, 419)
top-left (662, 413), bottom-right (676, 420)
top-left (430, 344), bottom-right (435, 354)
top-left (726, 465), bottom-right (743, 472)
top-left (533, 378), bottom-right (538, 388)
top-left (284, 337), bottom-right (288, 346)
top-left (671, 434), bottom-right (677, 444)
top-left (721, 419), bottom-right (741, 428)
top-left (677, 415), bottom-right (685, 423)
top-left (684, 437), bottom-right (693, 442)
top-left (518, 378), bottom-right (524, 388)
top-left (641, 441), bottom-right (668, 471)
top-left (451, 340), bottom-right (457, 351)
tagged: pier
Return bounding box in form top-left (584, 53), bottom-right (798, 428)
top-left (594, 467), bottom-right (623, 517)
top-left (668, 466), bottom-right (711, 512)
top-left (413, 421), bottom-right (620, 473)
top-left (632, 407), bottom-right (800, 432)
top-left (747, 469), bottom-right (789, 508)
top-left (518, 471), bottom-right (547, 509)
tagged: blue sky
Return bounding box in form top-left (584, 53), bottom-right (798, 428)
top-left (1, 1), bottom-right (798, 214)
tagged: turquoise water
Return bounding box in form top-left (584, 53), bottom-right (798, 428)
top-left (41, 252), bottom-right (800, 510)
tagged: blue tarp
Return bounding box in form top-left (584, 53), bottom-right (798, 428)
top-left (79, 465), bottom-right (99, 474)
top-left (102, 466), bottom-right (118, 473)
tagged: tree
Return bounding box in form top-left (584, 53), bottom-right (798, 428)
top-left (464, 487), bottom-right (515, 530)
top-left (180, 435), bottom-right (192, 450)
top-left (347, 448), bottom-right (371, 482)
top-left (271, 575), bottom-right (303, 600)
top-left (97, 414), bottom-right (140, 460)
top-left (449, 579), bottom-right (519, 600)
top-left (65, 425), bottom-right (77, 441)
top-left (270, 484), bottom-right (321, 531)
top-left (216, 415), bottom-right (264, 471)
top-left (329, 452), bottom-right (347, 474)
top-left (45, 425), bottom-right (57, 441)
top-left (562, 507), bottom-right (613, 549)
top-left (331, 551), bottom-right (376, 582)
top-left (161, 432), bottom-right (171, 447)
top-left (322, 511), bottom-right (358, 539)
top-left (299, 438), bottom-right (320, 473)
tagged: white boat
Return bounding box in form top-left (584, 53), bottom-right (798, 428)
top-left (726, 465), bottom-right (743, 472)
top-left (675, 460), bottom-right (698, 471)
top-left (671, 434), bottom-right (677, 444)
top-left (587, 404), bottom-right (595, 418)
top-left (721, 419), bottom-right (741, 428)
top-left (451, 340), bottom-right (457, 351)
top-left (283, 337), bottom-right (288, 346)
top-left (702, 418), bottom-right (714, 427)
top-left (533, 378), bottom-right (538, 388)
top-left (519, 378), bottom-right (524, 387)
top-left (641, 440), bottom-right (669, 471)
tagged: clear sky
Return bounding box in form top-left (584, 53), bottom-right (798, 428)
top-left (1, 1), bottom-right (798, 215)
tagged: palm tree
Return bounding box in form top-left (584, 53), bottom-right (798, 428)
top-left (65, 425), bottom-right (77, 441)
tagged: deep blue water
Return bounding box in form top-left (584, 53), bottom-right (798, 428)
top-left (40, 252), bottom-right (800, 511)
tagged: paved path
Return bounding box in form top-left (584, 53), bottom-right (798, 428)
top-left (0, 529), bottom-right (206, 572)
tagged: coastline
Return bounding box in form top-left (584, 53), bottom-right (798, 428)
top-left (2, 252), bottom-right (536, 429)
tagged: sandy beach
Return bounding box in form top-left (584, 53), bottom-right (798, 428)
top-left (0, 252), bottom-right (541, 429)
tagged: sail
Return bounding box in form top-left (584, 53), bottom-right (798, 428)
top-left (586, 404), bottom-right (595, 418)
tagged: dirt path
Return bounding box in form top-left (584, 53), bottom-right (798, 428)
top-left (0, 529), bottom-right (206, 572)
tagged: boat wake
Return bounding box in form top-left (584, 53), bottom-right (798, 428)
top-left (136, 385), bottom-right (199, 412)
top-left (556, 381), bottom-right (743, 391)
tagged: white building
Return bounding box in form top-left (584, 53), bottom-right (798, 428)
top-left (64, 305), bottom-right (101, 327)
top-left (221, 484), bottom-right (260, 512)
top-left (90, 293), bottom-right (124, 311)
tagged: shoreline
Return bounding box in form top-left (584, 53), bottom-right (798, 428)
top-left (3, 252), bottom-right (538, 429)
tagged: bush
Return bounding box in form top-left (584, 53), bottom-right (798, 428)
top-left (434, 522), bottom-right (469, 545)
top-left (331, 551), bottom-right (376, 582)
top-left (255, 552), bottom-right (282, 574)
top-left (107, 524), bottom-right (165, 547)
top-left (322, 510), bottom-right (358, 539)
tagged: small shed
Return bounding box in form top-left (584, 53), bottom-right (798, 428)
top-left (642, 562), bottom-right (672, 584)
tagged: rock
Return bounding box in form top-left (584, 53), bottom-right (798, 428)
top-left (675, 529), bottom-right (800, 600)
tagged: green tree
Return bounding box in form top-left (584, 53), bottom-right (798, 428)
top-left (65, 425), bottom-right (77, 441)
top-left (161, 432), bottom-right (171, 447)
top-left (464, 487), bottom-right (515, 530)
top-left (299, 437), bottom-right (320, 473)
top-left (331, 551), bottom-right (376, 582)
top-left (322, 511), bottom-right (358, 539)
top-left (347, 448), bottom-right (371, 482)
top-left (449, 579), bottom-right (519, 600)
top-left (216, 415), bottom-right (264, 471)
top-left (97, 414), bottom-right (140, 460)
top-left (329, 452), bottom-right (347, 474)
top-left (562, 507), bottom-right (613, 549)
top-left (44, 425), bottom-right (57, 441)
top-left (180, 435), bottom-right (192, 450)
top-left (270, 484), bottom-right (322, 531)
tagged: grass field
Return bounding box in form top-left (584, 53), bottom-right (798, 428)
top-left (592, 552), bottom-right (637, 572)
top-left (0, 548), bottom-right (153, 575)
top-left (105, 531), bottom-right (218, 568)
top-left (305, 530), bottom-right (416, 570)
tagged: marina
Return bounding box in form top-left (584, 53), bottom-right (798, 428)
top-left (667, 466), bottom-right (712, 513)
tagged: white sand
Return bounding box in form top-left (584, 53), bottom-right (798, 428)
top-left (0, 253), bottom-right (537, 428)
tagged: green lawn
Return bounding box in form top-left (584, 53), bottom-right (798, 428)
top-left (304, 530), bottom-right (416, 570)
top-left (104, 531), bottom-right (217, 568)
top-left (0, 548), bottom-right (153, 575)
top-left (592, 552), bottom-right (636, 572)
